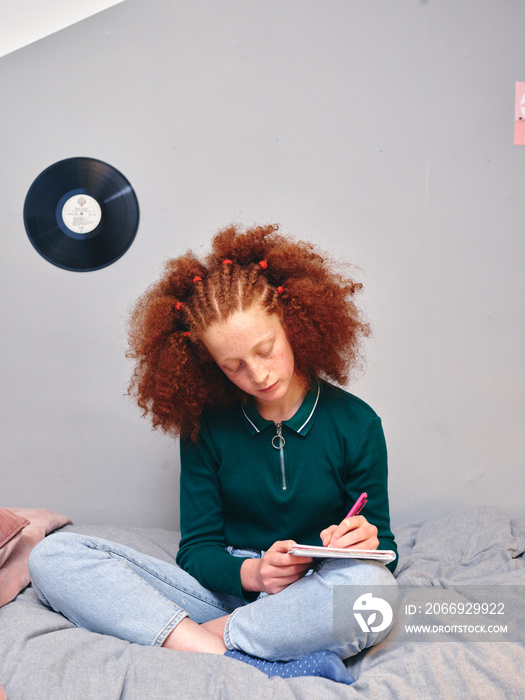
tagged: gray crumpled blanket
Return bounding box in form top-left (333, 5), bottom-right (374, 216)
top-left (0, 506), bottom-right (524, 700)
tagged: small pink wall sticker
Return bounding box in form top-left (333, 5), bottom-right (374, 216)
top-left (514, 82), bottom-right (525, 145)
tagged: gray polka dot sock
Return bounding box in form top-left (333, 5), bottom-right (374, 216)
top-left (224, 649), bottom-right (355, 684)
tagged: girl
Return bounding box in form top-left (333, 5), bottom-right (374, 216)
top-left (29, 224), bottom-right (398, 685)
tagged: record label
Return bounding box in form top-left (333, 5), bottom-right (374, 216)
top-left (61, 194), bottom-right (102, 235)
top-left (23, 157), bottom-right (140, 272)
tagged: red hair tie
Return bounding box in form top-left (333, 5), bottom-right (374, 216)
top-left (258, 260), bottom-right (268, 270)
top-left (192, 276), bottom-right (202, 284)
top-left (277, 286), bottom-right (284, 294)
top-left (183, 331), bottom-right (191, 337)
top-left (222, 259), bottom-right (232, 265)
top-left (176, 302), bottom-right (183, 311)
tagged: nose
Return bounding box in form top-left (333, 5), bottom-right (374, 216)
top-left (247, 359), bottom-right (269, 385)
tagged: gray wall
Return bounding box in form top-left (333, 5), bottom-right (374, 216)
top-left (1, 0), bottom-right (524, 529)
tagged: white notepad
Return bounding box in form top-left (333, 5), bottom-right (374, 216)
top-left (288, 544), bottom-right (396, 563)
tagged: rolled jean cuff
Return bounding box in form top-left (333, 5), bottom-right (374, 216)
top-left (154, 609), bottom-right (189, 647)
top-left (222, 604), bottom-right (243, 651)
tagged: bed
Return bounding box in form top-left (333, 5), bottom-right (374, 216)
top-left (0, 505), bottom-right (524, 700)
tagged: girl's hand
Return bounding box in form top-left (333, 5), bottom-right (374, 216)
top-left (241, 540), bottom-right (313, 595)
top-left (320, 515), bottom-right (379, 550)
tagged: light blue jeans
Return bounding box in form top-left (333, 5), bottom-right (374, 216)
top-left (28, 532), bottom-right (397, 662)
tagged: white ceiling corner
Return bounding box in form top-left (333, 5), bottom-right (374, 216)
top-left (0, 0), bottom-right (126, 59)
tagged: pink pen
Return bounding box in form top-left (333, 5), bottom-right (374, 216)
top-left (345, 492), bottom-right (368, 519)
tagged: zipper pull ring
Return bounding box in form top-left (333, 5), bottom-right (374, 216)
top-left (272, 422), bottom-right (285, 449)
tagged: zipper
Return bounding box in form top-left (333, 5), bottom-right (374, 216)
top-left (271, 422), bottom-right (287, 491)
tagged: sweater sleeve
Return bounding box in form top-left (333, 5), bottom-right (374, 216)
top-left (345, 416), bottom-right (398, 573)
top-left (175, 415), bottom-right (252, 600)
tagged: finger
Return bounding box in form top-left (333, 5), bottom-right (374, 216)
top-left (264, 556), bottom-right (312, 573)
top-left (329, 519), bottom-right (375, 548)
top-left (269, 540), bottom-right (297, 552)
top-left (271, 563), bottom-right (311, 579)
top-left (327, 515), bottom-right (364, 546)
top-left (259, 562), bottom-right (311, 594)
top-left (270, 540), bottom-right (312, 565)
top-left (261, 554), bottom-right (312, 576)
top-left (275, 552), bottom-right (313, 567)
top-left (268, 568), bottom-right (311, 593)
top-left (331, 533), bottom-right (379, 550)
top-left (330, 523), bottom-right (378, 550)
top-left (320, 525), bottom-right (337, 546)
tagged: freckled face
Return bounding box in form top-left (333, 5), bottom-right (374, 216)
top-left (201, 305), bottom-right (301, 411)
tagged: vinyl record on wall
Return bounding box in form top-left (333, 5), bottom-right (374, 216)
top-left (23, 157), bottom-right (140, 271)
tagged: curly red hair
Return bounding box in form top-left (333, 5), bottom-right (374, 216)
top-left (127, 224), bottom-right (370, 439)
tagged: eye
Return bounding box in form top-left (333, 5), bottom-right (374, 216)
top-left (224, 362), bottom-right (243, 374)
top-left (258, 343), bottom-right (274, 357)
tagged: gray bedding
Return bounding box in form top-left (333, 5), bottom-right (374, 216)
top-left (1, 506), bottom-right (524, 699)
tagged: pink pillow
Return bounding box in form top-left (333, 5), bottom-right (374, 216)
top-left (0, 508), bottom-right (30, 567)
top-left (0, 507), bottom-right (72, 607)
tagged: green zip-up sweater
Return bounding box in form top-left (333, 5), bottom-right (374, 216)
top-left (176, 380), bottom-right (398, 600)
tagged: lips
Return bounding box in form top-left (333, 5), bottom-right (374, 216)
top-left (259, 381), bottom-right (278, 393)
